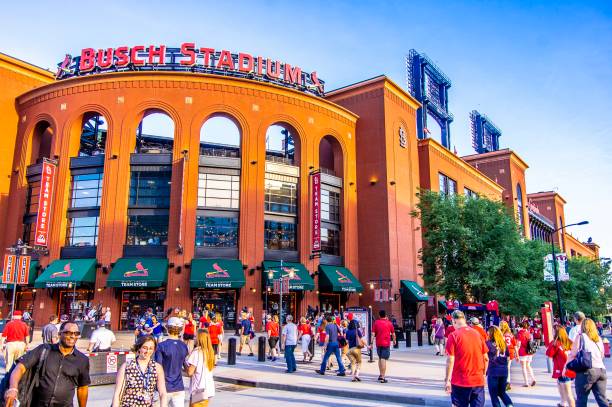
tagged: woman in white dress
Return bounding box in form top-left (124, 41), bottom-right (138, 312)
top-left (185, 329), bottom-right (216, 407)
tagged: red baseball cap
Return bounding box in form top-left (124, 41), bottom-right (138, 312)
top-left (347, 313), bottom-right (354, 320)
top-left (12, 311), bottom-right (22, 317)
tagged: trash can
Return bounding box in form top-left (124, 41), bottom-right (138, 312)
top-left (603, 338), bottom-right (610, 358)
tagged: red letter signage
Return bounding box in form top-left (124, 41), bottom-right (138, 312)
top-left (34, 160), bottom-right (57, 247)
top-left (311, 171), bottom-right (321, 253)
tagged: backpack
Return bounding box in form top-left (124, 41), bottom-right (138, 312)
top-left (525, 332), bottom-right (537, 355)
top-left (0, 344), bottom-right (50, 407)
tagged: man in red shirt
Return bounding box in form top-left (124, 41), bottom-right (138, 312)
top-left (2, 310), bottom-right (30, 370)
top-left (372, 310), bottom-right (395, 383)
top-left (445, 310), bottom-right (488, 407)
top-left (470, 317), bottom-right (488, 342)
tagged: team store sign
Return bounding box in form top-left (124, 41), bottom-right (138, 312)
top-left (34, 160), bottom-right (57, 247)
top-left (56, 43), bottom-right (325, 96)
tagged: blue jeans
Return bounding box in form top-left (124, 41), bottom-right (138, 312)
top-left (284, 344), bottom-right (297, 372)
top-left (319, 342), bottom-right (345, 374)
top-left (451, 384), bottom-right (485, 407)
top-left (487, 375), bottom-right (513, 407)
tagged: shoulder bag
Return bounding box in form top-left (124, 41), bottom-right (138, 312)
top-left (566, 334), bottom-right (592, 373)
top-left (190, 350), bottom-right (208, 404)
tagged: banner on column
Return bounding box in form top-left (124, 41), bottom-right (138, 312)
top-left (34, 160), bottom-right (58, 247)
top-left (17, 256), bottom-right (31, 285)
top-left (311, 171), bottom-right (321, 253)
top-left (2, 254), bottom-right (17, 284)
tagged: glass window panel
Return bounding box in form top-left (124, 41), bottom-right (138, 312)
top-left (65, 216), bottom-right (99, 246)
top-left (129, 170), bottom-right (172, 207)
top-left (195, 216), bottom-right (239, 248)
top-left (197, 173), bottom-right (240, 209)
top-left (126, 215), bottom-right (169, 246)
top-left (264, 220), bottom-right (297, 250)
top-left (321, 227), bottom-right (340, 256)
top-left (264, 179), bottom-right (297, 214)
top-left (70, 173), bottom-right (103, 208)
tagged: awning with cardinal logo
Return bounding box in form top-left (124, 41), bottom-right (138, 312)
top-left (190, 259), bottom-right (245, 289)
top-left (317, 265), bottom-right (363, 293)
top-left (262, 261), bottom-right (315, 291)
top-left (34, 258), bottom-right (97, 288)
top-left (106, 258), bottom-right (168, 288)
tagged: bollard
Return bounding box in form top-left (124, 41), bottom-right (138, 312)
top-left (417, 329), bottom-right (423, 346)
top-left (258, 336), bottom-right (266, 362)
top-left (228, 337), bottom-right (237, 365)
top-left (406, 329), bottom-right (412, 348)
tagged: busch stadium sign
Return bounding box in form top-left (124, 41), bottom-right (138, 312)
top-left (56, 43), bottom-right (325, 96)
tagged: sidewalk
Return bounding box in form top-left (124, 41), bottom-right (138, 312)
top-left (212, 341), bottom-right (612, 407)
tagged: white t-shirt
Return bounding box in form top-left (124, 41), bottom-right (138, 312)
top-left (89, 327), bottom-right (116, 350)
top-left (580, 334), bottom-right (605, 369)
top-left (104, 310), bottom-right (111, 323)
top-left (186, 349), bottom-right (215, 398)
top-left (282, 323), bottom-right (298, 345)
top-left (569, 325), bottom-right (582, 342)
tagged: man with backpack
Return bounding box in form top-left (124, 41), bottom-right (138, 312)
top-left (2, 311), bottom-right (30, 371)
top-left (4, 321), bottom-right (90, 407)
top-left (238, 311), bottom-right (254, 356)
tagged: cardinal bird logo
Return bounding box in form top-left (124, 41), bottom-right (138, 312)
top-left (124, 262), bottom-right (149, 278)
top-left (56, 54), bottom-right (73, 79)
top-left (336, 270), bottom-right (351, 284)
top-left (51, 263), bottom-right (73, 279)
top-left (281, 267), bottom-right (301, 280)
top-left (206, 263), bottom-right (229, 279)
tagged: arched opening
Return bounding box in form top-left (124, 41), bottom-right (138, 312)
top-left (78, 113), bottom-right (108, 156)
top-left (29, 121), bottom-right (54, 165)
top-left (195, 115), bottom-right (242, 257)
top-left (265, 124), bottom-right (300, 166)
top-left (135, 111), bottom-right (175, 154)
top-left (318, 135), bottom-right (344, 260)
top-left (199, 115), bottom-right (241, 158)
top-left (264, 123), bottom-right (301, 259)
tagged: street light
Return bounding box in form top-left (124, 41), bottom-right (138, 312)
top-left (267, 259), bottom-right (294, 325)
top-left (551, 220), bottom-right (588, 324)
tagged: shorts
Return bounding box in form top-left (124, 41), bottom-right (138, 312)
top-left (434, 337), bottom-right (444, 345)
top-left (241, 335), bottom-right (251, 345)
top-left (183, 333), bottom-right (194, 340)
top-left (376, 346), bottom-right (390, 360)
top-left (268, 337), bottom-right (279, 348)
top-left (518, 355), bottom-right (532, 363)
top-left (558, 376), bottom-right (574, 383)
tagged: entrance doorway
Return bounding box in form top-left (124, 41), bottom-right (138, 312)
top-left (120, 290), bottom-right (165, 330)
top-left (58, 290), bottom-right (93, 320)
top-left (192, 290), bottom-right (237, 329)
top-left (319, 293), bottom-right (341, 314)
top-left (266, 292), bottom-right (296, 324)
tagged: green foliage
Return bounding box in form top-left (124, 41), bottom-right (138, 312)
top-left (412, 190), bottom-right (610, 318)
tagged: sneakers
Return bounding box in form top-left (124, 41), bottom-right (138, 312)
top-left (272, 357), bottom-right (277, 362)
top-left (379, 378), bottom-right (388, 383)
top-left (236, 352), bottom-right (242, 356)
top-left (248, 353), bottom-right (254, 356)
top-left (530, 380), bottom-right (536, 387)
top-left (315, 370), bottom-right (325, 375)
top-left (337, 372), bottom-right (346, 376)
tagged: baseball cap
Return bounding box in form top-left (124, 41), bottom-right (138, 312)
top-left (96, 319), bottom-right (106, 326)
top-left (12, 310), bottom-right (22, 317)
top-left (168, 317), bottom-right (184, 328)
top-left (470, 317), bottom-right (480, 325)
top-left (347, 313), bottom-right (354, 320)
top-left (451, 310), bottom-right (465, 320)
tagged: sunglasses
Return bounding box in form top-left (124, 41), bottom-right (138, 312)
top-left (62, 330), bottom-right (81, 337)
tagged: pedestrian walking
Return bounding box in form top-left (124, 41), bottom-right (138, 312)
top-left (237, 312), bottom-right (254, 356)
top-left (486, 326), bottom-right (514, 407)
top-left (184, 313), bottom-right (196, 351)
top-left (315, 315), bottom-right (346, 376)
top-left (282, 315), bottom-right (298, 373)
top-left (207, 314), bottom-right (223, 362)
top-left (569, 318), bottom-right (608, 407)
top-left (433, 317), bottom-right (446, 356)
top-left (41, 314), bottom-right (59, 345)
top-left (5, 321), bottom-right (90, 407)
top-left (155, 317), bottom-right (189, 407)
top-left (185, 329), bottom-right (216, 406)
top-left (345, 319), bottom-right (365, 382)
top-left (112, 335), bottom-right (167, 407)
top-left (2, 311), bottom-right (30, 371)
top-left (444, 310), bottom-right (488, 407)
top-left (500, 321), bottom-right (517, 390)
top-left (88, 319), bottom-right (116, 352)
top-left (297, 317), bottom-right (313, 362)
top-left (103, 306), bottom-right (112, 328)
top-left (266, 315), bottom-right (280, 361)
top-left (150, 315), bottom-right (164, 343)
top-left (568, 311), bottom-right (585, 343)
top-left (546, 325), bottom-right (576, 407)
top-left (470, 317), bottom-right (488, 342)
top-left (516, 321), bottom-right (536, 387)
top-left (371, 310), bottom-right (395, 383)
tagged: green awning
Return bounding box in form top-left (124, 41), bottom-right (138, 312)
top-left (263, 261), bottom-right (315, 291)
top-left (34, 259), bottom-right (97, 288)
top-left (106, 258), bottom-right (168, 288)
top-left (190, 259), bottom-right (245, 289)
top-left (318, 265), bottom-right (363, 293)
top-left (0, 261), bottom-right (39, 289)
top-left (400, 280), bottom-right (429, 302)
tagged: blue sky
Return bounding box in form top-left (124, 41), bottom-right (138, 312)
top-left (2, 0), bottom-right (610, 257)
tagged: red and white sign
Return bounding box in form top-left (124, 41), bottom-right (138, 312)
top-left (17, 256), bottom-right (31, 285)
top-left (106, 353), bottom-right (118, 373)
top-left (374, 288), bottom-right (389, 302)
top-left (34, 160), bottom-right (57, 247)
top-left (2, 255), bottom-right (17, 284)
top-left (273, 276), bottom-right (291, 295)
top-left (311, 172), bottom-right (321, 253)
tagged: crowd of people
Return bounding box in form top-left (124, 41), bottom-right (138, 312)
top-left (0, 304), bottom-right (609, 407)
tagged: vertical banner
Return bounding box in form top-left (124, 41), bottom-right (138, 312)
top-left (311, 171), bottom-right (321, 253)
top-left (34, 160), bottom-right (58, 247)
top-left (2, 255), bottom-right (17, 284)
top-left (17, 256), bottom-right (31, 285)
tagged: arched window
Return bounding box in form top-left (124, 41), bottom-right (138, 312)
top-left (135, 111), bottom-right (175, 154)
top-left (29, 121), bottom-right (53, 165)
top-left (318, 135), bottom-right (344, 259)
top-left (200, 116), bottom-right (240, 158)
top-left (266, 124), bottom-right (297, 165)
top-left (78, 113), bottom-right (107, 156)
top-left (516, 183), bottom-right (524, 230)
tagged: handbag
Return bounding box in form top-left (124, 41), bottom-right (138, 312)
top-left (356, 335), bottom-right (366, 349)
top-left (567, 334), bottom-right (592, 373)
top-left (191, 350), bottom-right (208, 403)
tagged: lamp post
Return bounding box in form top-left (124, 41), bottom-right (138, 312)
top-left (551, 220), bottom-right (588, 324)
top-left (268, 259), bottom-right (295, 326)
